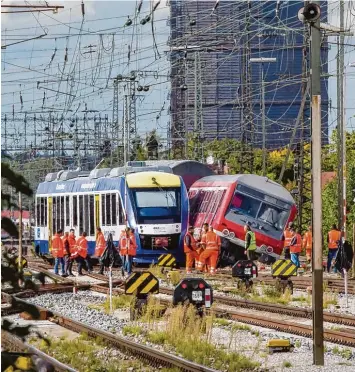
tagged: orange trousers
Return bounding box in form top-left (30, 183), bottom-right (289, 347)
top-left (185, 251), bottom-right (198, 272)
top-left (198, 249), bottom-right (219, 274)
top-left (306, 248), bottom-right (312, 262)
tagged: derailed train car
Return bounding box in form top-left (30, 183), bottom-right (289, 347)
top-left (188, 174), bottom-right (297, 265)
top-left (34, 166), bottom-right (189, 264)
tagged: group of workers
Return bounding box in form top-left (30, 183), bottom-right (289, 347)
top-left (283, 222), bottom-right (342, 272)
top-left (184, 221), bottom-right (343, 274)
top-left (51, 226), bottom-right (137, 277)
top-left (184, 223), bottom-right (221, 274)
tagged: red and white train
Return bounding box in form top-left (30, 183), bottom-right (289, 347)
top-left (188, 174), bottom-right (297, 265)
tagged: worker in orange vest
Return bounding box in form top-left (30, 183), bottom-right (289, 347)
top-left (289, 227), bottom-right (302, 268)
top-left (77, 232), bottom-right (92, 275)
top-left (125, 228), bottom-right (137, 275)
top-left (327, 224), bottom-right (341, 273)
top-left (283, 222), bottom-right (293, 259)
top-left (198, 226), bottom-right (221, 274)
top-left (95, 227), bottom-right (106, 275)
top-left (302, 225), bottom-right (312, 264)
top-left (196, 223), bottom-right (209, 272)
top-left (52, 229), bottom-right (65, 276)
top-left (62, 232), bottom-right (70, 277)
top-left (184, 226), bottom-right (199, 274)
top-left (119, 227), bottom-right (131, 276)
top-left (65, 229), bottom-right (76, 276)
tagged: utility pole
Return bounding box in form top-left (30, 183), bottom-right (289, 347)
top-left (261, 68), bottom-right (266, 176)
top-left (193, 51), bottom-right (204, 162)
top-left (306, 1), bottom-right (324, 365)
top-left (337, 0), bottom-right (345, 233)
top-left (18, 192), bottom-right (23, 274)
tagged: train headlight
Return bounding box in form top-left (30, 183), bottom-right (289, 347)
top-left (229, 232), bottom-right (235, 239)
top-left (222, 229), bottom-right (229, 236)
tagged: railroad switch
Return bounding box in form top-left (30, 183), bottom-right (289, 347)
top-left (267, 339), bottom-right (294, 354)
top-left (232, 260), bottom-right (258, 291)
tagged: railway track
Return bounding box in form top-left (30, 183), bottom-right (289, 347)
top-left (2, 331), bottom-right (77, 372)
top-left (91, 282), bottom-right (355, 347)
top-left (87, 272), bottom-right (355, 327)
top-left (7, 295), bottom-right (218, 372)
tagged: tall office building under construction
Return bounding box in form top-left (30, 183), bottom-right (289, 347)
top-left (168, 0), bottom-right (329, 153)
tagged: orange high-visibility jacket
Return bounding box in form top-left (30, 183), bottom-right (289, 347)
top-left (290, 233), bottom-right (302, 253)
top-left (328, 229), bottom-right (341, 249)
top-left (77, 236), bottom-right (88, 258)
top-left (68, 234), bottom-right (77, 254)
top-left (127, 234), bottom-right (137, 256)
top-left (284, 229), bottom-right (293, 247)
top-left (201, 231), bottom-right (221, 251)
top-left (119, 231), bottom-right (129, 256)
top-left (51, 234), bottom-right (64, 258)
top-left (95, 232), bottom-right (106, 257)
top-left (184, 232), bottom-right (197, 253)
top-left (303, 231), bottom-right (312, 249)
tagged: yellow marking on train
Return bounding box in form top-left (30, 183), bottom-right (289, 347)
top-left (126, 171), bottom-right (181, 188)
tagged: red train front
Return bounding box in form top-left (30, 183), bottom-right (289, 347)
top-left (188, 174), bottom-right (297, 265)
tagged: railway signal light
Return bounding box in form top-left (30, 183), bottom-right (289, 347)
top-left (173, 278), bottom-right (213, 314)
top-left (232, 260), bottom-right (258, 290)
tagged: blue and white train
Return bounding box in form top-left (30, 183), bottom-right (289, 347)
top-left (34, 165), bottom-right (189, 264)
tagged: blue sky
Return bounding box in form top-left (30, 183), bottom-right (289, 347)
top-left (1, 0), bottom-right (354, 155)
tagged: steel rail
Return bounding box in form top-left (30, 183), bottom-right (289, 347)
top-left (91, 283), bottom-right (355, 346)
top-left (2, 331), bottom-right (77, 372)
top-left (88, 273), bottom-right (355, 327)
top-left (11, 296), bottom-right (218, 372)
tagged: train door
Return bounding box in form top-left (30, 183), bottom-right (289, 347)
top-left (48, 196), bottom-right (53, 252)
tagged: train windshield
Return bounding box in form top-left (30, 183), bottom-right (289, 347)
top-left (227, 191), bottom-right (290, 232)
top-left (131, 187), bottom-right (181, 224)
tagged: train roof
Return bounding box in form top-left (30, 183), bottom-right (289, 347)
top-left (192, 174), bottom-right (295, 204)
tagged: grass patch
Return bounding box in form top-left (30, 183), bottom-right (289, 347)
top-left (323, 292), bottom-right (338, 309)
top-left (122, 325), bottom-right (144, 337)
top-left (282, 361), bottom-right (292, 368)
top-left (148, 264), bottom-right (166, 280)
top-left (294, 339), bottom-right (301, 348)
top-left (138, 295), bottom-right (166, 323)
top-left (167, 270), bottom-right (181, 286)
top-left (146, 305), bottom-right (259, 371)
top-left (231, 323), bottom-right (251, 332)
top-left (103, 295), bottom-right (134, 313)
top-left (250, 286), bottom-right (292, 306)
top-left (31, 333), bottom-right (152, 371)
top-left (213, 318), bottom-right (230, 327)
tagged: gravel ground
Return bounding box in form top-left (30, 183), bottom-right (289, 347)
top-left (27, 291), bottom-right (129, 333)
top-left (21, 290), bottom-right (355, 371)
top-left (211, 320), bottom-right (355, 372)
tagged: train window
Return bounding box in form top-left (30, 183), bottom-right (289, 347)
top-left (52, 197), bottom-right (57, 233)
top-left (101, 194), bottom-right (106, 226)
top-left (83, 195), bottom-right (89, 234)
top-left (89, 195), bottom-right (95, 236)
top-left (73, 196), bottom-right (78, 227)
top-left (105, 194), bottom-right (111, 225)
top-left (118, 195), bottom-right (125, 225)
top-left (79, 196), bottom-right (84, 234)
top-left (229, 192), bottom-right (261, 219)
top-left (65, 196), bottom-right (70, 226)
top-left (60, 196), bottom-right (64, 231)
top-left (36, 198), bottom-right (41, 226)
top-left (257, 203), bottom-right (289, 231)
top-left (112, 194), bottom-right (117, 225)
